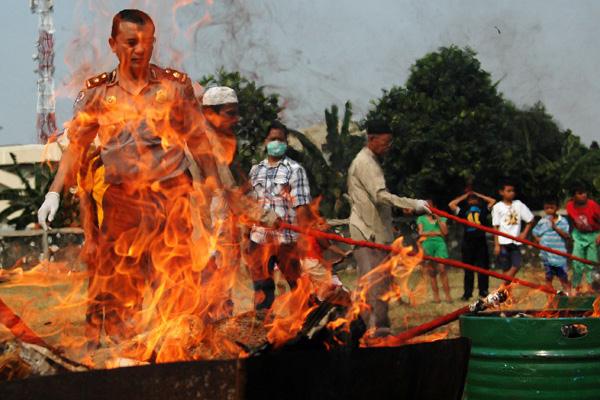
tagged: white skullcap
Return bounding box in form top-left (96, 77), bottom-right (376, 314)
top-left (202, 86), bottom-right (238, 106)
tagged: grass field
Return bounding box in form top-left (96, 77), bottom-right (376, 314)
top-left (0, 261), bottom-right (557, 350)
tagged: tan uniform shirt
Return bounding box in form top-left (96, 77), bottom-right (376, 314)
top-left (69, 64), bottom-right (198, 186)
top-left (347, 147), bottom-right (419, 244)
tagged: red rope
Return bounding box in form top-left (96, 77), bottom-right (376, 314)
top-left (0, 298), bottom-right (48, 347)
top-left (389, 305), bottom-right (470, 343)
top-left (430, 207), bottom-right (599, 267)
top-left (279, 222), bottom-right (556, 294)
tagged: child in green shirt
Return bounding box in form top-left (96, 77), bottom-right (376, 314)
top-left (417, 200), bottom-right (452, 303)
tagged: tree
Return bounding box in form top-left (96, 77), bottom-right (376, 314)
top-left (366, 45), bottom-right (599, 209)
top-left (0, 154), bottom-right (79, 230)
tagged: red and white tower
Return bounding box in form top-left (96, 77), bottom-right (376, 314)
top-left (30, 0), bottom-right (57, 143)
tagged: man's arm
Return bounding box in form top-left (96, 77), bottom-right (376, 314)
top-left (448, 192), bottom-right (469, 213)
top-left (38, 89), bottom-right (98, 229)
top-left (438, 218), bottom-right (448, 236)
top-left (359, 158), bottom-right (427, 212)
top-left (519, 220), bottom-right (534, 240)
top-left (473, 191), bottom-right (497, 209)
top-left (551, 219), bottom-right (571, 241)
top-left (519, 202), bottom-right (535, 240)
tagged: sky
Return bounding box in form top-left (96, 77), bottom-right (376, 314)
top-left (0, 0), bottom-right (598, 146)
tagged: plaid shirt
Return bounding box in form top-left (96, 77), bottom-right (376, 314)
top-left (249, 156), bottom-right (311, 244)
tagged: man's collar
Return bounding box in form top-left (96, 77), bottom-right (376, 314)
top-left (106, 64), bottom-right (161, 87)
top-left (363, 146), bottom-right (380, 162)
top-left (260, 156), bottom-right (287, 168)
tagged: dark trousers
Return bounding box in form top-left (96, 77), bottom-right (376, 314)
top-left (462, 240), bottom-right (489, 297)
top-left (84, 175), bottom-right (194, 344)
top-left (246, 240), bottom-right (301, 310)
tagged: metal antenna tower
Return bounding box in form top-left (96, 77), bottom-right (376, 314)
top-left (30, 0), bottom-right (56, 143)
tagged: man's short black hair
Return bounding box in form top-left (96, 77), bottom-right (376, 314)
top-left (498, 180), bottom-right (515, 191)
top-left (570, 181), bottom-right (588, 196)
top-left (543, 198), bottom-right (558, 206)
top-left (111, 9), bottom-right (154, 39)
top-left (366, 119), bottom-right (392, 135)
top-left (267, 120), bottom-right (289, 137)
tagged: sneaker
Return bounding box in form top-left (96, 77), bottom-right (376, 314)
top-left (460, 295), bottom-right (472, 301)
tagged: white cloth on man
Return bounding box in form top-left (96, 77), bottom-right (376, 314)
top-left (347, 147), bottom-right (421, 244)
top-left (491, 200), bottom-right (534, 245)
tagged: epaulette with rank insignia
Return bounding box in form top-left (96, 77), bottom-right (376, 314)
top-left (162, 67), bottom-right (188, 83)
top-left (85, 72), bottom-right (110, 89)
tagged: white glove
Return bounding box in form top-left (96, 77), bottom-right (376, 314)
top-left (414, 199), bottom-right (431, 215)
top-left (38, 192), bottom-right (60, 230)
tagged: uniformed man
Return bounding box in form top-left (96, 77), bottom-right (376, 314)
top-left (37, 9), bottom-right (218, 348)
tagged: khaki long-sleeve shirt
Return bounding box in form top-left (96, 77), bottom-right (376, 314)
top-left (347, 147), bottom-right (420, 244)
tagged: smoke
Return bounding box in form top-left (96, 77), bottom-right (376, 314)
top-left (54, 0), bottom-right (600, 141)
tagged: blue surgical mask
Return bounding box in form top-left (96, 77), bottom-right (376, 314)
top-left (266, 140), bottom-right (287, 157)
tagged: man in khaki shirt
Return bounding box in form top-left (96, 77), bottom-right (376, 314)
top-left (348, 120), bottom-right (429, 336)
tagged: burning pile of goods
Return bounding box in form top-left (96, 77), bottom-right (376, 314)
top-left (1, 6), bottom-right (599, 400)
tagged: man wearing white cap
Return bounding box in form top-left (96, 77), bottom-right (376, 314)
top-left (195, 86), bottom-right (243, 318)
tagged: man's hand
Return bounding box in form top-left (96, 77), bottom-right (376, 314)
top-left (414, 199), bottom-right (431, 215)
top-left (37, 192), bottom-right (60, 230)
top-left (494, 243), bottom-right (501, 256)
top-left (259, 209), bottom-right (281, 228)
top-left (518, 232), bottom-right (528, 241)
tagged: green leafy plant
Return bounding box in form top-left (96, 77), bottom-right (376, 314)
top-left (0, 153), bottom-right (79, 230)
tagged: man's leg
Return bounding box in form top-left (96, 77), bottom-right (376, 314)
top-left (476, 244), bottom-right (490, 296)
top-left (354, 245), bottom-right (390, 335)
top-left (277, 242), bottom-right (301, 290)
top-left (571, 239), bottom-right (586, 290)
top-left (584, 240), bottom-right (598, 288)
top-left (247, 241), bottom-right (276, 311)
top-left (462, 244), bottom-right (474, 299)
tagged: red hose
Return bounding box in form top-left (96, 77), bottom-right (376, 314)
top-left (430, 207), bottom-right (599, 267)
top-left (0, 298), bottom-right (48, 347)
top-left (390, 305), bottom-right (470, 343)
top-left (279, 222), bottom-right (556, 294)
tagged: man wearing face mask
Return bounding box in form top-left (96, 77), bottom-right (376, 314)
top-left (347, 120), bottom-right (430, 337)
top-left (247, 121), bottom-right (312, 312)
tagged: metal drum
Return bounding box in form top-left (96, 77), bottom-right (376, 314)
top-left (460, 310), bottom-right (600, 400)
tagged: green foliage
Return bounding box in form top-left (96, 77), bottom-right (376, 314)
top-left (367, 45), bottom-right (599, 209)
top-left (320, 102), bottom-right (364, 217)
top-left (0, 154), bottom-right (79, 230)
top-left (199, 68), bottom-right (282, 175)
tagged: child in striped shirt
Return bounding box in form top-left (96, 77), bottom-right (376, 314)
top-left (532, 199), bottom-right (572, 294)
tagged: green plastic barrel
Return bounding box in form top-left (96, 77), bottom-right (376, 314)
top-left (555, 295), bottom-right (596, 310)
top-left (460, 310), bottom-right (600, 400)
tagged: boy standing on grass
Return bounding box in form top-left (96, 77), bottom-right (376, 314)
top-left (491, 182), bottom-right (535, 278)
top-left (532, 199), bottom-right (572, 294)
top-left (417, 200), bottom-right (452, 303)
top-left (565, 185), bottom-right (600, 294)
top-left (449, 191), bottom-right (496, 300)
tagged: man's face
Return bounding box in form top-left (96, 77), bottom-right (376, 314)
top-left (543, 204), bottom-right (558, 216)
top-left (204, 104), bottom-right (239, 133)
top-left (265, 128), bottom-right (287, 145)
top-left (369, 133), bottom-right (393, 156)
top-left (574, 191), bottom-right (588, 204)
top-left (499, 185), bottom-right (516, 201)
top-left (467, 196), bottom-right (479, 206)
top-left (109, 21), bottom-right (155, 72)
